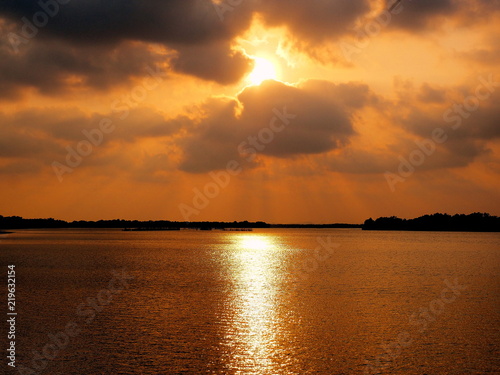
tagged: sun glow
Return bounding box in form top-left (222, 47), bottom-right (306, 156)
top-left (240, 236), bottom-right (272, 251)
top-left (248, 57), bottom-right (277, 85)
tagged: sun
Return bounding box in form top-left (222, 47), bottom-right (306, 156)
top-left (248, 57), bottom-right (277, 85)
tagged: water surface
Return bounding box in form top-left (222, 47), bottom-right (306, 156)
top-left (1, 229), bottom-right (498, 374)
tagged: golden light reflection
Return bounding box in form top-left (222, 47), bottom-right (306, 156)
top-left (240, 236), bottom-right (272, 251)
top-left (226, 234), bottom-right (278, 373)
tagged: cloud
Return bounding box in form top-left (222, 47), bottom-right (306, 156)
top-left (0, 31), bottom-right (170, 98)
top-left (0, 110), bottom-right (65, 159)
top-left (380, 86), bottom-right (500, 172)
top-left (0, 106), bottom-right (183, 180)
top-left (458, 32), bottom-right (500, 67)
top-left (403, 90), bottom-right (500, 141)
top-left (324, 138), bottom-right (487, 175)
top-left (0, 0), bottom-right (249, 44)
top-left (171, 41), bottom-right (253, 85)
top-left (387, 0), bottom-right (458, 31)
top-left (1, 107), bottom-right (180, 142)
top-left (323, 77), bottom-right (500, 175)
top-left (0, 160), bottom-right (42, 175)
top-left (417, 83), bottom-right (447, 104)
top-left (257, 0), bottom-right (371, 42)
top-left (325, 148), bottom-right (397, 174)
top-left (0, 0), bottom-right (255, 86)
top-left (2, 0), bottom-right (495, 93)
top-left (385, 0), bottom-right (500, 33)
top-left (177, 80), bottom-right (372, 173)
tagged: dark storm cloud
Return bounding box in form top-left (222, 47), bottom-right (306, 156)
top-left (1, 0), bottom-right (479, 48)
top-left (387, 0), bottom-right (458, 30)
top-left (0, 0), bottom-right (254, 87)
top-left (0, 0), bottom-right (250, 45)
top-left (256, 0), bottom-right (371, 42)
top-left (171, 41), bottom-right (253, 85)
top-left (1, 0), bottom-right (493, 93)
top-left (0, 33), bottom-right (169, 97)
top-left (177, 80), bottom-right (370, 173)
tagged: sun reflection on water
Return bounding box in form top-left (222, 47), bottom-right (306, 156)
top-left (226, 234), bottom-right (279, 373)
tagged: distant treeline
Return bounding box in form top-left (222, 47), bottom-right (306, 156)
top-left (1, 213), bottom-right (498, 232)
top-left (362, 213), bottom-right (499, 232)
top-left (0, 216), bottom-right (270, 230)
top-left (0, 215), bottom-right (361, 230)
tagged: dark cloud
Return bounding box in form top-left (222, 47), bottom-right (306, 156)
top-left (417, 83), bottom-right (447, 104)
top-left (0, 105), bottom-right (187, 182)
top-left (376, 88), bottom-right (500, 173)
top-left (111, 108), bottom-right (184, 141)
top-left (0, 0), bottom-right (254, 86)
top-left (177, 80), bottom-right (370, 173)
top-left (456, 0), bottom-right (500, 21)
top-left (324, 79), bottom-right (500, 175)
top-left (0, 160), bottom-right (42, 175)
top-left (1, 0), bottom-right (493, 92)
top-left (301, 80), bottom-right (377, 108)
top-left (0, 32), bottom-right (169, 97)
top-left (0, 129), bottom-right (60, 158)
top-left (257, 0), bottom-right (371, 42)
top-left (2, 107), bottom-right (180, 142)
top-left (0, 0), bottom-right (249, 45)
top-left (403, 90), bottom-right (500, 141)
top-left (384, 0), bottom-right (500, 32)
top-left (325, 139), bottom-right (486, 176)
top-left (386, 0), bottom-right (458, 31)
top-left (171, 41), bottom-right (253, 85)
top-left (0, 106), bottom-right (182, 180)
top-left (0, 109), bottom-right (67, 159)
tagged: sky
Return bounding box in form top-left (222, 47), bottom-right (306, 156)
top-left (0, 0), bottom-right (499, 224)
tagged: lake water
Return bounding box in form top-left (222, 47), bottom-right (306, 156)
top-left (1, 229), bottom-right (499, 374)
